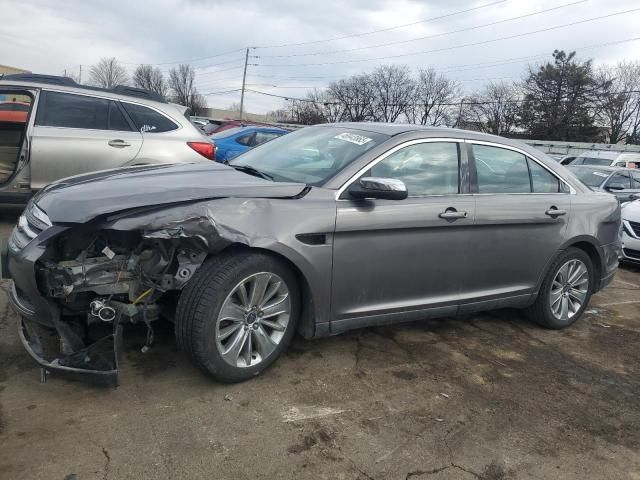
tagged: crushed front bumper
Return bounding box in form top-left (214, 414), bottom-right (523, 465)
top-left (3, 226), bottom-right (122, 386)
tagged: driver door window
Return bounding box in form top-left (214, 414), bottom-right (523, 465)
top-left (607, 172), bottom-right (631, 189)
top-left (369, 142), bottom-right (459, 196)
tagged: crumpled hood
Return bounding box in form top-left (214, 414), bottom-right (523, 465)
top-left (34, 162), bottom-right (307, 223)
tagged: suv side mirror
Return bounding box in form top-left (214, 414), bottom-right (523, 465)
top-left (606, 183), bottom-right (626, 191)
top-left (348, 177), bottom-right (408, 200)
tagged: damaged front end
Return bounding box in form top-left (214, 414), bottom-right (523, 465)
top-left (7, 203), bottom-right (219, 386)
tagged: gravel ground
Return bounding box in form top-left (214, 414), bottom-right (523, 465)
top-left (1, 206), bottom-right (639, 480)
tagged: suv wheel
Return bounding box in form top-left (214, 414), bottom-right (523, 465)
top-left (528, 247), bottom-right (593, 329)
top-left (175, 252), bottom-right (299, 383)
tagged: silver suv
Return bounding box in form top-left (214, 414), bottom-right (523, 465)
top-left (0, 74), bottom-right (212, 203)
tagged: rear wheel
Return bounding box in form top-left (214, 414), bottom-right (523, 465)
top-left (528, 248), bottom-right (593, 329)
top-left (175, 252), bottom-right (299, 383)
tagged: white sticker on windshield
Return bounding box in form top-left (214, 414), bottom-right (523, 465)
top-left (334, 132), bottom-right (372, 146)
top-left (592, 172), bottom-right (609, 178)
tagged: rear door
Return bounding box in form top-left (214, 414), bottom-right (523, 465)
top-left (0, 90), bottom-right (35, 193)
top-left (30, 91), bottom-right (142, 188)
top-left (465, 142), bottom-right (572, 310)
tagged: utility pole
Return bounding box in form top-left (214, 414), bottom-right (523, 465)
top-left (239, 48), bottom-right (250, 120)
top-left (79, 65), bottom-right (82, 84)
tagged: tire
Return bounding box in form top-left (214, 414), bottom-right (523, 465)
top-left (175, 251), bottom-right (300, 383)
top-left (527, 247), bottom-right (594, 329)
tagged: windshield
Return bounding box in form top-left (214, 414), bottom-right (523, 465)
top-left (569, 167), bottom-right (610, 187)
top-left (229, 126), bottom-right (388, 185)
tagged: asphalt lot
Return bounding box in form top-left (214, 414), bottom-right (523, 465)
top-left (1, 205), bottom-right (640, 480)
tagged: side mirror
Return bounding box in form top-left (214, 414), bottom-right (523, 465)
top-left (606, 183), bottom-right (626, 191)
top-left (348, 177), bottom-right (408, 201)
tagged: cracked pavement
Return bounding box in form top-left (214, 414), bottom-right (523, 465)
top-left (1, 205), bottom-right (640, 479)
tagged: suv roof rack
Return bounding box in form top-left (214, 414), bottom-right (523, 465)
top-left (0, 73), bottom-right (168, 103)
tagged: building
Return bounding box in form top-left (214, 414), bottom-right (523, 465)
top-left (0, 64), bottom-right (30, 76)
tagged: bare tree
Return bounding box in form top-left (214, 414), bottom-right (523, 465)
top-left (408, 68), bottom-right (459, 126)
top-left (462, 81), bottom-right (521, 135)
top-left (369, 65), bottom-right (414, 122)
top-left (89, 57), bottom-right (128, 88)
top-left (595, 62), bottom-right (640, 144)
top-left (328, 74), bottom-right (376, 122)
top-left (168, 64), bottom-right (207, 115)
top-left (133, 65), bottom-right (167, 96)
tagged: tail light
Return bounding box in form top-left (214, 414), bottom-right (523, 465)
top-left (188, 141), bottom-right (216, 160)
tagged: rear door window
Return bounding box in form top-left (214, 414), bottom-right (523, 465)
top-left (36, 91), bottom-right (109, 130)
top-left (473, 144), bottom-right (531, 193)
top-left (121, 102), bottom-right (178, 133)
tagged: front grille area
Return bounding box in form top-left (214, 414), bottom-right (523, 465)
top-left (629, 220), bottom-right (640, 238)
top-left (623, 248), bottom-right (640, 260)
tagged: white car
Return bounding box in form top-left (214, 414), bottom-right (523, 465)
top-left (621, 198), bottom-right (640, 263)
top-left (562, 151), bottom-right (640, 168)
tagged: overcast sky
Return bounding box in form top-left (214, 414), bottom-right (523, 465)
top-left (2, 0), bottom-right (639, 114)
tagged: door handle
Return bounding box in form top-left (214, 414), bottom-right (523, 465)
top-left (438, 208), bottom-right (468, 220)
top-left (108, 139), bottom-right (131, 148)
top-left (545, 208), bottom-right (567, 217)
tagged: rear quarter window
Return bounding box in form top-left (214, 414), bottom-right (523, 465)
top-left (121, 102), bottom-right (178, 133)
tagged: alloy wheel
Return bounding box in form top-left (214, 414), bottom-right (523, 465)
top-left (549, 259), bottom-right (589, 321)
top-left (215, 272), bottom-right (290, 368)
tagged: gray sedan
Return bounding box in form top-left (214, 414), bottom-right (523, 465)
top-left (4, 124), bottom-right (621, 385)
top-left (568, 165), bottom-right (640, 202)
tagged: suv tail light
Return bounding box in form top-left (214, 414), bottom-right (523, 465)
top-left (188, 141), bottom-right (216, 160)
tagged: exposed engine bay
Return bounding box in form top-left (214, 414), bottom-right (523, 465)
top-left (26, 226), bottom-right (209, 385)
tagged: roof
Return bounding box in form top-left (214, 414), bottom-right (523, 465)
top-left (0, 73), bottom-right (167, 104)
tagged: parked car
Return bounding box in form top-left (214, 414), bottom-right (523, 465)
top-left (561, 150), bottom-right (640, 168)
top-left (567, 165), bottom-right (640, 202)
top-left (621, 198), bottom-right (640, 263)
top-left (0, 73), bottom-right (214, 204)
top-left (211, 126), bottom-right (288, 162)
top-left (3, 124), bottom-right (620, 386)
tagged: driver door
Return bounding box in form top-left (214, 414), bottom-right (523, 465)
top-left (330, 139), bottom-right (475, 332)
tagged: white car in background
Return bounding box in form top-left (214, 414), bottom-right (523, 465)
top-left (562, 151), bottom-right (640, 168)
top-left (621, 197), bottom-right (640, 263)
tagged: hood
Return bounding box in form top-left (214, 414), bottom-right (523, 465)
top-left (622, 199), bottom-right (640, 221)
top-left (35, 163), bottom-right (307, 223)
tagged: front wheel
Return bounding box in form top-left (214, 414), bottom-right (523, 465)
top-left (175, 252), bottom-right (300, 383)
top-left (527, 248), bottom-right (594, 329)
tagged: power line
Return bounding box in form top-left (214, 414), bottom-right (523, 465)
top-left (257, 1), bottom-right (586, 59)
top-left (195, 65), bottom-right (247, 77)
top-left (121, 47), bottom-right (247, 66)
top-left (256, 8), bottom-right (640, 67)
top-left (253, 0), bottom-right (506, 49)
top-left (245, 88), bottom-right (640, 107)
top-left (200, 88), bottom-right (243, 96)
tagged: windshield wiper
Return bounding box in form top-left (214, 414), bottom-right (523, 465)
top-left (229, 165), bottom-right (275, 181)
